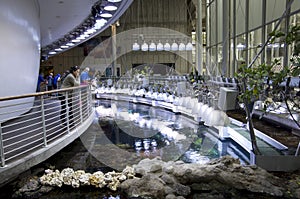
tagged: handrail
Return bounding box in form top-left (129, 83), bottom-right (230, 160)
top-left (0, 85), bottom-right (88, 102)
top-left (0, 85), bottom-right (94, 167)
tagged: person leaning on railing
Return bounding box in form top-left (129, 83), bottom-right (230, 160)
top-left (59, 66), bottom-right (80, 126)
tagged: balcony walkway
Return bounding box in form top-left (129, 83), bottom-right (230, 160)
top-left (0, 86), bottom-right (95, 186)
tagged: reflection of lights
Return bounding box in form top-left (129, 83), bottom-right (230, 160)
top-left (184, 150), bottom-right (211, 164)
top-left (267, 43), bottom-right (280, 48)
top-left (151, 140), bottom-right (157, 147)
top-left (236, 43), bottom-right (246, 50)
top-left (145, 120), bottom-right (152, 128)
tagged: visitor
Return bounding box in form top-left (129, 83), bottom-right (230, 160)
top-left (80, 67), bottom-right (91, 85)
top-left (47, 72), bottom-right (53, 91)
top-left (59, 66), bottom-right (80, 126)
top-left (36, 72), bottom-right (46, 92)
top-left (53, 73), bottom-right (61, 89)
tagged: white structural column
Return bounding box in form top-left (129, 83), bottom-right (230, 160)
top-left (0, 0), bottom-right (40, 121)
top-left (196, 0), bottom-right (203, 74)
top-left (222, 0), bottom-right (229, 76)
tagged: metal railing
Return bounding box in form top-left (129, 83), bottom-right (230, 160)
top-left (0, 85), bottom-right (93, 167)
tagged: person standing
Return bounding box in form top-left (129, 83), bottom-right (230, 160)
top-left (36, 72), bottom-right (46, 92)
top-left (60, 66), bottom-right (80, 126)
top-left (47, 72), bottom-right (54, 91)
top-left (80, 67), bottom-right (91, 85)
top-left (53, 73), bottom-right (61, 89)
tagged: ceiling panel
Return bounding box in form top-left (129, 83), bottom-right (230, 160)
top-left (38, 0), bottom-right (99, 47)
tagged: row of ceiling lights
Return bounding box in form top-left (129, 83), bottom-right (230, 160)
top-left (42, 0), bottom-right (123, 59)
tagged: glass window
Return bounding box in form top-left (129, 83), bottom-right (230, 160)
top-left (229, 39), bottom-right (236, 76)
top-left (217, 1), bottom-right (223, 43)
top-left (210, 1), bottom-right (217, 45)
top-left (266, 20), bottom-right (285, 68)
top-left (266, 0), bottom-right (285, 23)
top-left (288, 13), bottom-right (300, 67)
top-left (249, 0), bottom-right (262, 30)
top-left (208, 46), bottom-right (217, 75)
top-left (291, 0), bottom-right (300, 13)
top-left (236, 34), bottom-right (247, 68)
top-left (248, 29), bottom-right (263, 67)
top-left (236, 0), bottom-right (246, 35)
top-left (230, 0), bottom-right (234, 38)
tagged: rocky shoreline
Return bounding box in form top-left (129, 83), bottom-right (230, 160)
top-left (11, 156), bottom-right (300, 199)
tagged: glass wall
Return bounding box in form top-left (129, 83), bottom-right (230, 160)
top-left (206, 0), bottom-right (300, 77)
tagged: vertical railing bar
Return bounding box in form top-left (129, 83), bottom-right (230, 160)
top-left (79, 89), bottom-right (83, 124)
top-left (295, 141), bottom-right (300, 156)
top-left (88, 86), bottom-right (92, 115)
top-left (65, 92), bottom-right (70, 133)
top-left (0, 122), bottom-right (5, 167)
top-left (41, 96), bottom-right (48, 147)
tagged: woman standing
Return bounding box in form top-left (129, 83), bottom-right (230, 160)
top-left (60, 66), bottom-right (80, 126)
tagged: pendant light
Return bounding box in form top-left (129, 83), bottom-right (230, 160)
top-left (149, 41), bottom-right (156, 51)
top-left (164, 41), bottom-right (171, 51)
top-left (171, 40), bottom-right (178, 51)
top-left (178, 41), bottom-right (186, 51)
top-left (156, 40), bottom-right (164, 51)
top-left (141, 41), bottom-right (149, 51)
top-left (185, 41), bottom-right (193, 51)
top-left (132, 40), bottom-right (140, 51)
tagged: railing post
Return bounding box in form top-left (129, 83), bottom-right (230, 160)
top-left (79, 88), bottom-right (83, 124)
top-left (41, 96), bottom-right (48, 147)
top-left (66, 92), bottom-right (70, 133)
top-left (0, 122), bottom-right (5, 167)
top-left (295, 141), bottom-right (300, 156)
top-left (88, 86), bottom-right (92, 115)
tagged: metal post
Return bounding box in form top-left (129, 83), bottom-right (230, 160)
top-left (0, 122), bottom-right (5, 167)
top-left (66, 92), bottom-right (70, 133)
top-left (296, 141), bottom-right (300, 156)
top-left (111, 24), bottom-right (117, 79)
top-left (197, 0), bottom-right (203, 74)
top-left (79, 89), bottom-right (83, 124)
top-left (222, 0), bottom-right (229, 76)
top-left (41, 96), bottom-right (47, 147)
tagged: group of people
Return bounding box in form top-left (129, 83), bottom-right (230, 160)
top-left (36, 66), bottom-right (92, 126)
top-left (36, 72), bottom-right (61, 92)
top-left (36, 66), bottom-right (92, 92)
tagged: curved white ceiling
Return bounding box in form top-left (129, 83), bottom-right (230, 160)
top-left (39, 0), bottom-right (99, 47)
top-left (38, 0), bottom-right (133, 49)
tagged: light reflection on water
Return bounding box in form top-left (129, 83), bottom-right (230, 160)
top-left (94, 100), bottom-right (250, 166)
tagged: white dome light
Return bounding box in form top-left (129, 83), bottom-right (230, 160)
top-left (132, 42), bottom-right (140, 51)
top-left (149, 41), bottom-right (156, 51)
top-left (178, 42), bottom-right (185, 51)
top-left (141, 42), bottom-right (149, 51)
top-left (185, 42), bottom-right (193, 51)
top-left (164, 42), bottom-right (171, 51)
top-left (171, 42), bottom-right (178, 51)
top-left (156, 41), bottom-right (164, 51)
